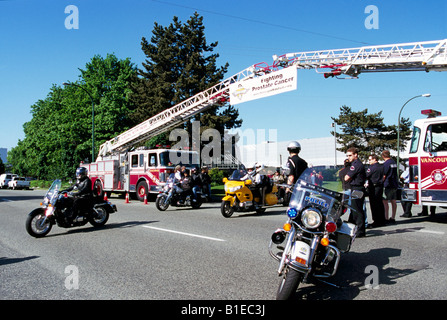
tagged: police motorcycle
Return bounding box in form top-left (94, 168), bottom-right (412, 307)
top-left (269, 167), bottom-right (362, 300)
top-left (26, 180), bottom-right (117, 238)
top-left (221, 164), bottom-right (280, 218)
top-left (155, 176), bottom-right (202, 211)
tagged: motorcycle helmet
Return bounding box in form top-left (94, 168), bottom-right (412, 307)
top-left (255, 162), bottom-right (265, 174)
top-left (76, 167), bottom-right (88, 181)
top-left (287, 141), bottom-right (301, 154)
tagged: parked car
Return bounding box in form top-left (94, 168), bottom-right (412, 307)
top-left (8, 176), bottom-right (31, 190)
top-left (0, 173), bottom-right (17, 189)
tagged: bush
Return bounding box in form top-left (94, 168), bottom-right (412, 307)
top-left (209, 168), bottom-right (225, 186)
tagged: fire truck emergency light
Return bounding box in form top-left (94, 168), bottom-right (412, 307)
top-left (421, 109), bottom-right (442, 118)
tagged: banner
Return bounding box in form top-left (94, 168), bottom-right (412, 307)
top-left (229, 67), bottom-right (297, 105)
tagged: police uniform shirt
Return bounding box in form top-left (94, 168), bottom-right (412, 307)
top-left (346, 158), bottom-right (366, 189)
top-left (287, 155), bottom-right (308, 184)
top-left (366, 162), bottom-right (383, 186)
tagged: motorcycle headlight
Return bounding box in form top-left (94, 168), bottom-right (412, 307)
top-left (225, 185), bottom-right (242, 193)
top-left (301, 208), bottom-right (322, 229)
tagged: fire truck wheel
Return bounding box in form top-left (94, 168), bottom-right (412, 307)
top-left (136, 181), bottom-right (148, 201)
top-left (94, 180), bottom-right (104, 198)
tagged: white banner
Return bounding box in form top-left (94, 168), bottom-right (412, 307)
top-left (229, 67), bottom-right (297, 105)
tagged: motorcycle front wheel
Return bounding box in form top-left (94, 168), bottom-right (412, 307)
top-left (221, 200), bottom-right (234, 218)
top-left (155, 195), bottom-right (170, 211)
top-left (276, 267), bottom-right (303, 300)
top-left (89, 207), bottom-right (109, 227)
top-left (26, 208), bottom-right (52, 238)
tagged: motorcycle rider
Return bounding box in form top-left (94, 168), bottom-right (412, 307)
top-left (63, 167), bottom-right (93, 222)
top-left (284, 141), bottom-right (308, 203)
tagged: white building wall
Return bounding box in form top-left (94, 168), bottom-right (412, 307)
top-left (235, 137), bottom-right (346, 168)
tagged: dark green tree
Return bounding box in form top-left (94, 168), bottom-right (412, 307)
top-left (129, 12), bottom-right (242, 148)
top-left (331, 105), bottom-right (412, 161)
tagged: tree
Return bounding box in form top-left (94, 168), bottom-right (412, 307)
top-left (129, 12), bottom-right (242, 148)
top-left (331, 105), bottom-right (412, 161)
top-left (8, 54), bottom-right (137, 179)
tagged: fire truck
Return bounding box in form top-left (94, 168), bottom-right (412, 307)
top-left (81, 148), bottom-right (198, 201)
top-left (82, 38), bottom-right (447, 200)
top-left (403, 109), bottom-right (447, 207)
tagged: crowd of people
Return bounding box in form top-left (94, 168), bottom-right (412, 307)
top-left (170, 165), bottom-right (212, 200)
top-left (337, 147), bottom-right (436, 238)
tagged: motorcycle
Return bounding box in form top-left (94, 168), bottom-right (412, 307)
top-left (269, 168), bottom-right (362, 300)
top-left (26, 180), bottom-right (117, 238)
top-left (155, 177), bottom-right (202, 211)
top-left (221, 166), bottom-right (281, 218)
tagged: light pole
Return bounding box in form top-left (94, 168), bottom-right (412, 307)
top-left (63, 82), bottom-right (96, 163)
top-left (396, 93), bottom-right (431, 171)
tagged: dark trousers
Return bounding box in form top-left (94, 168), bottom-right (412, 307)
top-left (369, 185), bottom-right (386, 225)
top-left (349, 188), bottom-right (366, 236)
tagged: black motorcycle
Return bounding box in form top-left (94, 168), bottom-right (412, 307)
top-left (26, 180), bottom-right (117, 238)
top-left (155, 178), bottom-right (202, 211)
top-left (269, 168), bottom-right (362, 300)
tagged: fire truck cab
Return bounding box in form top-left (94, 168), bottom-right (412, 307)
top-left (403, 110), bottom-right (447, 207)
top-left (82, 148), bottom-right (199, 201)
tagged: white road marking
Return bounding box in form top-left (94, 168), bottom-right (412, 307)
top-left (142, 225), bottom-right (225, 242)
top-left (417, 229), bottom-right (445, 235)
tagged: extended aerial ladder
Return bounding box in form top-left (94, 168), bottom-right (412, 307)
top-left (97, 38), bottom-right (447, 160)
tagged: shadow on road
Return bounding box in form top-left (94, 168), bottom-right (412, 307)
top-left (290, 247), bottom-right (430, 300)
top-left (45, 220), bottom-right (159, 237)
top-left (0, 255), bottom-right (39, 266)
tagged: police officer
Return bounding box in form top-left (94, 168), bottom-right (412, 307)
top-left (284, 141), bottom-right (308, 205)
top-left (344, 147), bottom-right (366, 237)
top-left (366, 154), bottom-right (386, 228)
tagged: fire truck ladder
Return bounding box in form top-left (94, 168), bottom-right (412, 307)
top-left (270, 38), bottom-right (447, 78)
top-left (97, 39), bottom-right (447, 159)
top-left (97, 67), bottom-right (255, 158)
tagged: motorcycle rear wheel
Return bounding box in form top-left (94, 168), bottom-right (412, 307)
top-left (155, 195), bottom-right (170, 211)
top-left (220, 201), bottom-right (234, 218)
top-left (276, 267), bottom-right (303, 300)
top-left (89, 207), bottom-right (109, 226)
top-left (26, 208), bottom-right (52, 238)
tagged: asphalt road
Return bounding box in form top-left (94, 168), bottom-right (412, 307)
top-left (1, 188), bottom-right (447, 301)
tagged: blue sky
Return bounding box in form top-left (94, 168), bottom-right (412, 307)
top-left (1, 0), bottom-right (446, 153)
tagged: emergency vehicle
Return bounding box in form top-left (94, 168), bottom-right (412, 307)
top-left (403, 109), bottom-right (447, 207)
top-left (82, 148), bottom-right (198, 201)
top-left (82, 39), bottom-right (447, 200)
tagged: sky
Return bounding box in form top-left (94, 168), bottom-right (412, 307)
top-left (1, 0), bottom-right (446, 155)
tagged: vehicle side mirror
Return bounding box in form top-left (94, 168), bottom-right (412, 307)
top-left (245, 179), bottom-right (252, 185)
top-left (223, 178), bottom-right (228, 183)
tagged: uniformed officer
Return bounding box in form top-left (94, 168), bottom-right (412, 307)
top-left (285, 141), bottom-right (308, 187)
top-left (366, 154), bottom-right (386, 228)
top-left (344, 147), bottom-right (366, 237)
top-left (284, 141), bottom-right (308, 205)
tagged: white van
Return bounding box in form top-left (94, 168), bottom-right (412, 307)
top-left (0, 173), bottom-right (17, 189)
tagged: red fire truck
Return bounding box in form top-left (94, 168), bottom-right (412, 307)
top-left (82, 149), bottom-right (198, 201)
top-left (403, 109), bottom-right (447, 207)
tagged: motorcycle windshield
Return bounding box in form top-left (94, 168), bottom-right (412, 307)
top-left (288, 168), bottom-right (344, 221)
top-left (45, 180), bottom-right (62, 202)
top-left (228, 166), bottom-right (249, 181)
